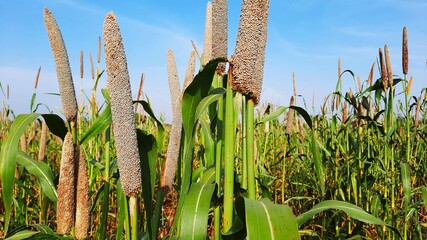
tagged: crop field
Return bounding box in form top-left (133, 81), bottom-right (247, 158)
top-left (1, 1), bottom-right (426, 240)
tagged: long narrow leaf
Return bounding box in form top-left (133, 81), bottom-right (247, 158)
top-left (80, 104), bottom-right (111, 145)
top-left (194, 88), bottom-right (226, 126)
top-left (297, 200), bottom-right (402, 237)
top-left (235, 197), bottom-right (300, 239)
top-left (5, 230), bottom-right (39, 240)
top-left (41, 114), bottom-right (67, 140)
top-left (421, 186), bottom-right (427, 209)
top-left (400, 162), bottom-right (411, 206)
top-left (0, 113), bottom-right (41, 235)
top-left (256, 106), bottom-right (286, 124)
top-left (289, 106), bottom-right (312, 129)
top-left (179, 181), bottom-right (216, 240)
top-left (16, 150), bottom-right (57, 202)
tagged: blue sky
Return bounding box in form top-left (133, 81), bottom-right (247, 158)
top-left (1, 0), bottom-right (426, 122)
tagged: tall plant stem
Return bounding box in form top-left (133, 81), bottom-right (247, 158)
top-left (214, 74), bottom-right (224, 240)
top-left (246, 99), bottom-right (255, 199)
top-left (129, 196), bottom-right (138, 240)
top-left (223, 73), bottom-right (235, 232)
top-left (241, 95), bottom-right (247, 190)
top-left (100, 127), bottom-right (111, 239)
top-left (402, 75), bottom-right (410, 240)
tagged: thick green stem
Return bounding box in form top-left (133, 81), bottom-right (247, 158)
top-left (100, 127), bottom-right (111, 239)
top-left (246, 99), bottom-right (256, 199)
top-left (241, 95), bottom-right (247, 190)
top-left (214, 74), bottom-right (224, 240)
top-left (129, 196), bottom-right (138, 240)
top-left (223, 77), bottom-right (235, 232)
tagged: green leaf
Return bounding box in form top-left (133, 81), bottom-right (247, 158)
top-left (235, 197), bottom-right (300, 240)
top-left (137, 129), bottom-right (158, 239)
top-left (257, 106), bottom-right (287, 124)
top-left (16, 150), bottom-right (57, 202)
top-left (30, 93), bottom-right (37, 112)
top-left (179, 179), bottom-right (216, 240)
top-left (311, 131), bottom-right (325, 196)
top-left (29, 224), bottom-right (55, 234)
top-left (289, 106), bottom-right (312, 129)
top-left (400, 162), bottom-right (411, 206)
top-left (194, 88), bottom-right (226, 126)
top-left (0, 113), bottom-right (41, 235)
top-left (421, 186), bottom-right (427, 209)
top-left (182, 58), bottom-right (225, 137)
top-left (5, 230), bottom-right (39, 240)
top-left (199, 118), bottom-right (215, 167)
top-left (116, 180), bottom-right (126, 240)
top-left (180, 58), bottom-right (224, 195)
top-left (297, 200), bottom-right (402, 238)
top-left (41, 114), bottom-right (68, 140)
top-left (79, 105), bottom-right (112, 145)
top-left (135, 100), bottom-right (165, 152)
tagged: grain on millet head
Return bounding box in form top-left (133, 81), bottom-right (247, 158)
top-left (212, 0), bottom-right (227, 59)
top-left (286, 96), bottom-right (295, 135)
top-left (232, 0), bottom-right (270, 105)
top-left (161, 49), bottom-right (183, 188)
top-left (203, 2), bottom-right (213, 66)
top-left (34, 66), bottom-right (41, 89)
top-left (415, 96), bottom-right (421, 127)
top-left (183, 51), bottom-right (196, 91)
top-left (402, 26), bottom-right (408, 75)
top-left (343, 102), bottom-right (348, 123)
top-left (103, 12), bottom-right (141, 196)
top-left (384, 44), bottom-right (393, 87)
top-left (44, 8), bottom-right (78, 123)
top-left (56, 132), bottom-right (76, 234)
top-left (90, 52), bottom-right (95, 80)
top-left (80, 49), bottom-right (84, 79)
top-left (37, 120), bottom-right (48, 161)
top-left (212, 0), bottom-right (228, 73)
top-left (368, 62), bottom-right (375, 87)
top-left (378, 48), bottom-right (388, 90)
top-left (167, 49), bottom-right (182, 115)
top-left (405, 75), bottom-right (413, 95)
top-left (75, 146), bottom-right (90, 240)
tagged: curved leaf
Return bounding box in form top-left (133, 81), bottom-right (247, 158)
top-left (5, 230), bottom-right (39, 240)
top-left (41, 114), bottom-right (67, 140)
top-left (400, 163), bottom-right (411, 206)
top-left (179, 180), bottom-right (216, 240)
top-left (1, 113), bottom-right (41, 235)
top-left (296, 200), bottom-right (402, 238)
top-left (257, 106), bottom-right (287, 124)
top-left (135, 100), bottom-right (165, 152)
top-left (182, 58), bottom-right (225, 137)
top-left (420, 186), bottom-right (427, 210)
top-left (236, 197), bottom-right (300, 240)
top-left (289, 106), bottom-right (312, 129)
top-left (199, 118), bottom-right (215, 167)
top-left (79, 104), bottom-right (111, 145)
top-left (16, 150), bottom-right (57, 202)
top-left (194, 88), bottom-right (226, 126)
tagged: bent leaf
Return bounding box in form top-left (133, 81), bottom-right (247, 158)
top-left (16, 150), bottom-right (57, 202)
top-left (257, 106), bottom-right (287, 124)
top-left (80, 104), bottom-right (112, 145)
top-left (41, 114), bottom-right (67, 140)
top-left (1, 113), bottom-right (41, 235)
top-left (297, 200), bottom-right (401, 238)
top-left (236, 197), bottom-right (300, 239)
top-left (179, 173), bottom-right (216, 240)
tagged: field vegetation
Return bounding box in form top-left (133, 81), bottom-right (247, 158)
top-left (1, 1), bottom-right (426, 239)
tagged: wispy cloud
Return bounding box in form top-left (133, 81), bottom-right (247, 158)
top-left (335, 27), bottom-right (389, 39)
